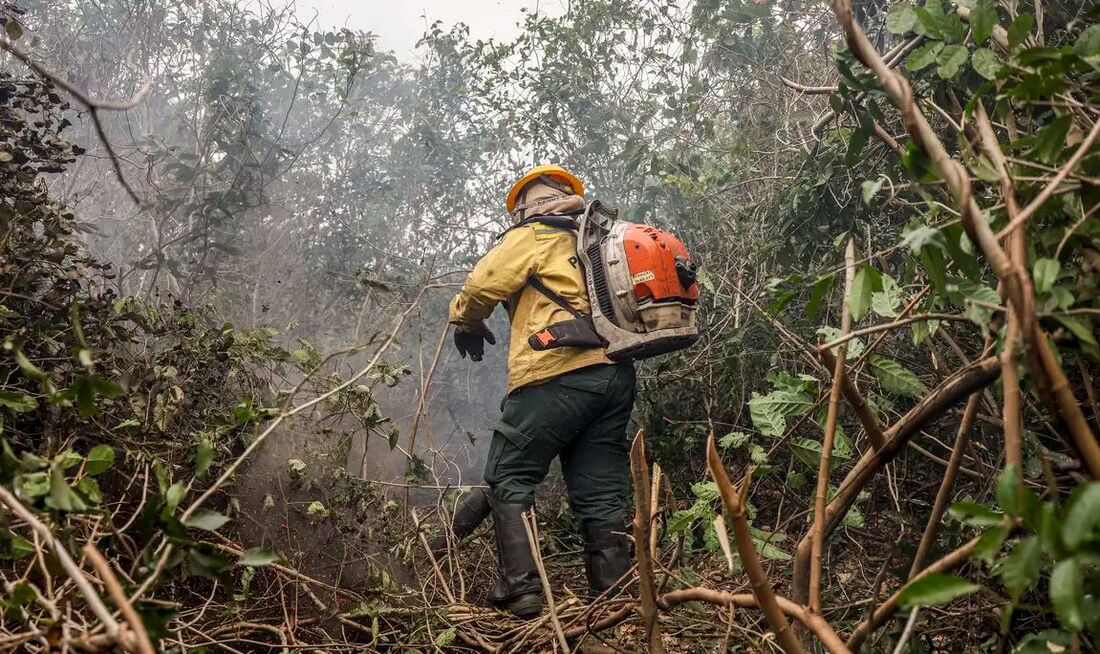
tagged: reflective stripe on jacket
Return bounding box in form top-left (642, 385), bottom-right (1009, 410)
top-left (449, 220), bottom-right (612, 393)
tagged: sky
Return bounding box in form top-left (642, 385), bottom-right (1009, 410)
top-left (286, 0), bottom-right (567, 60)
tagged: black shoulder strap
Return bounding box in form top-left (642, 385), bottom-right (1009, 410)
top-left (527, 275), bottom-right (587, 319)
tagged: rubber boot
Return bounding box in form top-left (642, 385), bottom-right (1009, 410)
top-left (582, 524), bottom-right (631, 599)
top-left (488, 500), bottom-right (543, 618)
top-left (429, 488), bottom-right (491, 560)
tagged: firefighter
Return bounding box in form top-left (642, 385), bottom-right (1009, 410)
top-left (448, 165), bottom-right (635, 618)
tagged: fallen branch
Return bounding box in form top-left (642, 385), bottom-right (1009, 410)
top-left (658, 588), bottom-right (849, 654)
top-left (521, 511), bottom-right (569, 653)
top-left (908, 390), bottom-right (983, 577)
top-left (819, 348), bottom-right (886, 451)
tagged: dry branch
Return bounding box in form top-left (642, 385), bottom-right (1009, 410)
top-left (521, 511), bottom-right (569, 652)
top-left (706, 434), bottom-right (805, 654)
top-left (82, 543), bottom-right (156, 654)
top-left (0, 486), bottom-right (126, 648)
top-left (630, 430), bottom-right (664, 654)
top-left (810, 237), bottom-right (856, 612)
top-left (0, 36), bottom-right (150, 204)
top-left (819, 348), bottom-right (885, 451)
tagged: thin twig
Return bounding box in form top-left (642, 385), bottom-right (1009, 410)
top-left (82, 543), bottom-right (156, 654)
top-left (1, 37), bottom-right (151, 204)
top-left (0, 487), bottom-right (123, 645)
top-left (520, 511), bottom-right (568, 653)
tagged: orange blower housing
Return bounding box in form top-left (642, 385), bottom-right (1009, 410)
top-left (622, 225), bottom-right (699, 306)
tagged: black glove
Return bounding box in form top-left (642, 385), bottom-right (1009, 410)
top-left (454, 326), bottom-right (496, 362)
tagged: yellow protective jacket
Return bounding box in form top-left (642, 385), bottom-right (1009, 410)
top-left (449, 220), bottom-right (612, 393)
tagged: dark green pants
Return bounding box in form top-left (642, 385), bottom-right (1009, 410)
top-left (484, 363), bottom-right (636, 531)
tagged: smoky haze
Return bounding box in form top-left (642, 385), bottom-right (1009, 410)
top-left (19, 0), bottom-right (533, 495)
top-left (13, 0), bottom-right (713, 502)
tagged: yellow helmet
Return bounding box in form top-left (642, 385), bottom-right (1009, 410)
top-left (505, 164), bottom-right (585, 213)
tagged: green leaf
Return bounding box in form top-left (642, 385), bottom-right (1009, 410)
top-left (195, 439), bottom-right (214, 478)
top-left (1033, 258), bottom-right (1061, 294)
top-left (901, 224), bottom-right (946, 253)
top-left (1001, 535), bottom-right (1041, 598)
top-left (718, 432), bottom-right (750, 450)
top-left (906, 41), bottom-right (944, 72)
top-left (75, 477), bottom-right (102, 504)
top-left (85, 444), bottom-right (115, 475)
top-left (971, 48), bottom-right (1001, 79)
top-left (818, 326), bottom-right (864, 360)
top-left (1050, 558), bottom-right (1084, 630)
top-left (948, 500), bottom-right (1004, 527)
top-left (973, 524), bottom-right (1010, 564)
top-left (183, 509), bottom-right (230, 531)
top-left (897, 573), bottom-right (981, 609)
top-left (869, 355), bottom-right (928, 398)
top-left (387, 426), bottom-right (400, 450)
top-left (936, 44), bottom-right (969, 79)
top-left (846, 126), bottom-right (870, 165)
top-left (996, 464), bottom-right (1022, 516)
top-left (1007, 13), bottom-right (1032, 48)
top-left (88, 376), bottom-right (123, 398)
top-left (187, 547), bottom-right (231, 578)
top-left (850, 265), bottom-right (882, 321)
top-left (692, 481), bottom-right (720, 502)
top-left (1075, 24), bottom-right (1100, 56)
top-left (45, 462), bottom-right (86, 512)
top-left (961, 282), bottom-right (1002, 333)
top-left (0, 390), bottom-right (37, 413)
top-left (1062, 482), bottom-right (1100, 551)
top-left (806, 275), bottom-right (834, 321)
top-left (57, 449), bottom-right (82, 470)
top-left (886, 4), bottom-right (918, 34)
top-left (1034, 116), bottom-right (1072, 165)
top-left (970, 0), bottom-right (997, 44)
top-left (916, 1), bottom-right (966, 42)
top-left (1055, 316), bottom-right (1099, 360)
top-left (749, 390), bottom-right (813, 438)
top-left (4, 582), bottom-right (35, 609)
top-left (8, 534), bottom-right (34, 559)
top-left (19, 471), bottom-right (49, 498)
top-left (163, 481), bottom-right (186, 515)
top-left (871, 275), bottom-right (901, 319)
top-left (239, 547), bottom-right (282, 567)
